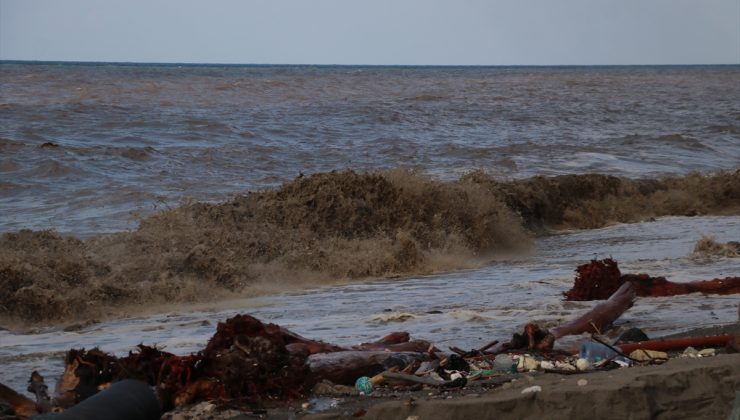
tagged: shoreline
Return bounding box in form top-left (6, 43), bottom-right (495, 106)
top-left (305, 353), bottom-right (740, 420)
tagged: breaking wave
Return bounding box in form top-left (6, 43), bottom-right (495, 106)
top-left (1, 169), bottom-right (739, 325)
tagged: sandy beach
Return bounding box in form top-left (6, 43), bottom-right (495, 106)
top-left (307, 353), bottom-right (740, 420)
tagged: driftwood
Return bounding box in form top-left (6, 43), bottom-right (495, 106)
top-left (0, 382), bottom-right (38, 418)
top-left (1, 257), bottom-right (733, 415)
top-left (617, 335), bottom-right (735, 354)
top-left (307, 351), bottom-right (427, 385)
top-left (19, 315), bottom-right (432, 414)
top-left (551, 282), bottom-right (636, 339)
top-left (28, 371), bottom-right (51, 414)
top-left (565, 258), bottom-right (740, 301)
top-left (501, 282), bottom-right (636, 352)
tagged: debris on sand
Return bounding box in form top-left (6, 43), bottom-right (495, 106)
top-left (1, 259), bottom-right (738, 419)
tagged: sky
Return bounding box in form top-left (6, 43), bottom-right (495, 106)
top-left (1, 0), bottom-right (739, 65)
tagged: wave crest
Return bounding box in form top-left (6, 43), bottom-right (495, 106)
top-left (1, 169), bottom-right (738, 325)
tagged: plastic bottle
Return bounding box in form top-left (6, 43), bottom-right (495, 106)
top-left (493, 354), bottom-right (516, 373)
top-left (579, 341), bottom-right (618, 363)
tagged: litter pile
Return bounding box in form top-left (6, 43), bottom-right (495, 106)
top-left (1, 259), bottom-right (738, 419)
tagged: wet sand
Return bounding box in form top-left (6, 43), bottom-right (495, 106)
top-left (308, 353), bottom-right (740, 420)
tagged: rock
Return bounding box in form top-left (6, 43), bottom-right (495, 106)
top-left (728, 336), bottom-right (740, 353)
top-left (521, 385), bottom-right (542, 394)
top-left (575, 358), bottom-right (591, 371)
top-left (629, 349), bottom-right (668, 361)
top-left (682, 347), bottom-right (699, 358)
top-left (616, 327), bottom-right (649, 343)
top-left (555, 361), bottom-right (576, 371)
top-left (539, 360), bottom-right (555, 370)
top-left (313, 380), bottom-right (359, 396)
top-left (698, 348), bottom-right (716, 357)
top-left (577, 379), bottom-right (588, 387)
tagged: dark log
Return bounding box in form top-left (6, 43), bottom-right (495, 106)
top-left (28, 371), bottom-right (51, 414)
top-left (500, 282), bottom-right (636, 352)
top-left (307, 351), bottom-right (428, 385)
top-left (354, 340), bottom-right (433, 352)
top-left (0, 382), bottom-right (37, 418)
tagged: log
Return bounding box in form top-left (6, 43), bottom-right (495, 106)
top-left (307, 351), bottom-right (428, 385)
top-left (0, 382), bottom-right (37, 418)
top-left (381, 371), bottom-right (442, 386)
top-left (551, 282), bottom-right (636, 339)
top-left (499, 282), bottom-right (636, 352)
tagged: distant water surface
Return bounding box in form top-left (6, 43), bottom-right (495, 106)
top-left (1, 63), bottom-right (739, 236)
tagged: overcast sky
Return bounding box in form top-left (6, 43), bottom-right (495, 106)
top-left (1, 0), bottom-right (738, 65)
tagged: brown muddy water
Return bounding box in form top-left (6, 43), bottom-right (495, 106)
top-left (0, 63), bottom-right (738, 396)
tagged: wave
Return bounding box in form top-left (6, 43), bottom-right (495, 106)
top-left (1, 169), bottom-right (738, 325)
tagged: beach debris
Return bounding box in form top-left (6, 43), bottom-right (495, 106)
top-left (27, 371), bottom-right (51, 414)
top-left (516, 355), bottom-right (539, 372)
top-left (312, 380), bottom-right (359, 397)
top-left (493, 354), bottom-right (516, 373)
top-left (617, 335), bottom-right (735, 354)
top-left (354, 376), bottom-right (375, 395)
top-left (579, 341), bottom-right (618, 363)
top-left (575, 358), bottom-right (591, 371)
top-left (615, 327), bottom-right (649, 344)
top-left (520, 385), bottom-right (541, 394)
top-left (564, 258), bottom-right (740, 301)
top-left (698, 348), bottom-right (716, 357)
top-left (1, 259), bottom-right (736, 416)
top-left (0, 382), bottom-right (38, 418)
top-left (682, 347), bottom-right (700, 357)
top-left (490, 282), bottom-right (635, 358)
top-left (629, 349), bottom-right (668, 362)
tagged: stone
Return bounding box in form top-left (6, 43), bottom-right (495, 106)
top-left (575, 358), bottom-right (591, 371)
top-left (539, 360), bottom-right (555, 370)
top-left (629, 349), bottom-right (668, 361)
top-left (577, 379), bottom-right (588, 387)
top-left (521, 385), bottom-right (542, 394)
top-left (682, 347), bottom-right (699, 358)
top-left (698, 348), bottom-right (716, 357)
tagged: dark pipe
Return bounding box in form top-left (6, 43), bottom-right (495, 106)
top-left (35, 380), bottom-right (160, 420)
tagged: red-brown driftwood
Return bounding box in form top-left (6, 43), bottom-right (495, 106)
top-left (616, 335), bottom-right (735, 354)
top-left (501, 282), bottom-right (636, 352)
top-left (0, 382), bottom-right (37, 418)
top-left (551, 282), bottom-right (636, 339)
top-left (564, 258), bottom-right (740, 301)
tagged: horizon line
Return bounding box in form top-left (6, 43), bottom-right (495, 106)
top-left (2, 59), bottom-right (739, 68)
